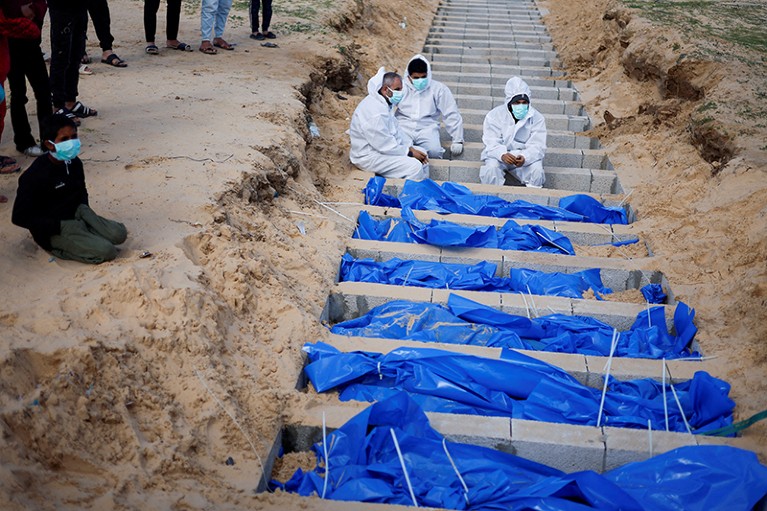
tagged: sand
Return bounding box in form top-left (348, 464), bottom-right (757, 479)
top-left (0, 0), bottom-right (764, 508)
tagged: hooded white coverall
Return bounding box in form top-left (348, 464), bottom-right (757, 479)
top-left (349, 67), bottom-right (428, 180)
top-left (480, 76), bottom-right (547, 187)
top-left (395, 54), bottom-right (464, 159)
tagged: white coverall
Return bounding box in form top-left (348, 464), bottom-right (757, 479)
top-left (395, 54), bottom-right (464, 159)
top-left (479, 76), bottom-right (547, 187)
top-left (349, 67), bottom-right (428, 180)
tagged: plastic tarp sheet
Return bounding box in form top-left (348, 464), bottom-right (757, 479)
top-left (641, 283), bottom-right (667, 304)
top-left (270, 393), bottom-right (767, 510)
top-left (303, 342), bottom-right (733, 433)
top-left (331, 293), bottom-right (698, 359)
top-left (353, 208), bottom-right (576, 255)
top-left (364, 176), bottom-right (629, 224)
top-left (339, 253), bottom-right (612, 298)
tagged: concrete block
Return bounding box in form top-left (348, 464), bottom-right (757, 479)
top-left (428, 412), bottom-right (513, 452)
top-left (572, 299), bottom-right (671, 331)
top-left (574, 135), bottom-right (601, 150)
top-left (459, 143), bottom-right (483, 160)
top-left (544, 167), bottom-right (592, 192)
top-left (585, 355), bottom-right (667, 388)
top-left (500, 292), bottom-right (572, 317)
top-left (555, 220), bottom-right (613, 246)
top-left (428, 162), bottom-right (450, 181)
top-left (374, 242), bottom-right (443, 263)
top-left (332, 281), bottom-right (433, 320)
top-left (582, 150), bottom-right (609, 169)
top-left (326, 333), bottom-right (505, 360)
top-left (455, 95), bottom-right (493, 111)
top-left (440, 247), bottom-right (504, 273)
top-left (568, 116), bottom-right (590, 132)
top-left (461, 125), bottom-right (482, 143)
top-left (512, 419), bottom-right (605, 472)
top-left (449, 164), bottom-right (481, 183)
top-left (543, 149), bottom-right (583, 168)
top-left (563, 101), bottom-right (585, 116)
top-left (433, 288), bottom-right (502, 307)
top-left (548, 132), bottom-right (576, 149)
top-left (590, 169), bottom-right (619, 194)
top-left (603, 426), bottom-right (696, 471)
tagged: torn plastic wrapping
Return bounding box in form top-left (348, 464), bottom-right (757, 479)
top-left (353, 208), bottom-right (576, 255)
top-left (270, 393), bottom-right (767, 510)
top-left (340, 253), bottom-right (612, 298)
top-left (331, 293), bottom-right (698, 359)
top-left (302, 342), bottom-right (732, 433)
top-left (364, 176), bottom-right (628, 224)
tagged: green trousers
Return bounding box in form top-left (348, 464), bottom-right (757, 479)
top-left (49, 204), bottom-right (128, 264)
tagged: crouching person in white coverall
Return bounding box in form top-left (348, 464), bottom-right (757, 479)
top-left (480, 76), bottom-right (547, 187)
top-left (395, 54), bottom-right (464, 159)
top-left (349, 67), bottom-right (429, 180)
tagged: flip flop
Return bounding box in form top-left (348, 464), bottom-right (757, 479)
top-left (102, 53), bottom-right (127, 67)
top-left (70, 101), bottom-right (98, 118)
top-left (261, 42), bottom-right (279, 48)
top-left (145, 44), bottom-right (160, 55)
top-left (265, 32), bottom-right (277, 39)
top-left (79, 64), bottom-right (93, 75)
top-left (199, 45), bottom-right (218, 55)
top-left (0, 156), bottom-right (20, 174)
top-left (250, 32), bottom-right (265, 40)
top-left (213, 40), bottom-right (234, 51)
top-left (167, 42), bottom-right (193, 51)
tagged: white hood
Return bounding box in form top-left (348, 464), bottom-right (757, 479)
top-left (404, 54), bottom-right (432, 92)
top-left (504, 76), bottom-right (532, 104)
top-left (367, 66), bottom-right (387, 99)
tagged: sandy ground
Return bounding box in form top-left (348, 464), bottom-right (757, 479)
top-left (0, 0), bottom-right (764, 508)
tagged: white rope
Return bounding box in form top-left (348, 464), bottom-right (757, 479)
top-left (390, 429), bottom-right (418, 507)
top-left (377, 361), bottom-right (383, 380)
top-left (519, 292), bottom-right (531, 319)
top-left (662, 358), bottom-right (669, 432)
top-left (669, 381), bottom-right (693, 434)
top-left (442, 439), bottom-right (470, 505)
top-left (313, 199), bottom-right (356, 224)
top-left (596, 329), bottom-right (619, 428)
top-left (647, 419), bottom-right (653, 457)
top-left (526, 285), bottom-right (539, 318)
top-left (287, 210), bottom-right (327, 219)
top-left (194, 370), bottom-right (267, 488)
top-left (402, 265), bottom-right (414, 287)
top-left (647, 301), bottom-right (652, 328)
top-left (617, 189), bottom-right (634, 207)
top-left (321, 411), bottom-right (330, 499)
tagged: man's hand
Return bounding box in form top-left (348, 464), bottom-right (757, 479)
top-left (409, 147), bottom-right (429, 164)
top-left (21, 3), bottom-right (35, 19)
top-left (501, 153), bottom-right (525, 167)
top-left (450, 142), bottom-right (463, 156)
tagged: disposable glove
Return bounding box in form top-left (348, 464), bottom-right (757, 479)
top-left (450, 142), bottom-right (463, 156)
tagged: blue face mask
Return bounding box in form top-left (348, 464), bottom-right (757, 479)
top-left (511, 103), bottom-right (529, 119)
top-left (388, 88), bottom-right (404, 105)
top-left (412, 77), bottom-right (429, 91)
top-left (49, 138), bottom-right (81, 161)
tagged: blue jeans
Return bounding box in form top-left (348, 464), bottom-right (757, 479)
top-left (200, 0), bottom-right (232, 41)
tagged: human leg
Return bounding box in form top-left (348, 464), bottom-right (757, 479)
top-left (356, 154), bottom-right (427, 180)
top-left (87, 0), bottom-right (115, 53)
top-left (261, 0), bottom-right (273, 32)
top-left (249, 0), bottom-right (261, 34)
top-left (479, 158), bottom-right (508, 185)
top-left (166, 0), bottom-right (182, 41)
top-left (200, 0), bottom-right (218, 42)
top-left (510, 160), bottom-right (545, 188)
top-left (49, 8), bottom-right (75, 109)
top-left (76, 204), bottom-right (128, 245)
top-left (413, 125), bottom-right (445, 159)
top-left (8, 40), bottom-right (35, 152)
top-left (214, 0), bottom-right (233, 39)
top-left (50, 219), bottom-right (118, 264)
top-left (144, 0), bottom-right (160, 42)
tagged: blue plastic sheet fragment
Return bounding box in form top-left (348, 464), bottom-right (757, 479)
top-left (364, 176), bottom-right (629, 224)
top-left (641, 283), bottom-right (667, 304)
top-left (302, 342), bottom-right (733, 433)
top-left (339, 253), bottom-right (613, 298)
top-left (353, 208), bottom-right (576, 255)
top-left (331, 293), bottom-right (699, 359)
top-left (270, 393), bottom-right (767, 510)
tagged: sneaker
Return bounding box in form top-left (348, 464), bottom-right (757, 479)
top-left (23, 146), bottom-right (46, 157)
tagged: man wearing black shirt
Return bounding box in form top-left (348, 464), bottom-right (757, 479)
top-left (12, 114), bottom-right (126, 264)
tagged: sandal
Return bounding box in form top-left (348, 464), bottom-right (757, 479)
top-left (70, 101), bottom-right (98, 118)
top-left (145, 44), bottom-right (160, 55)
top-left (79, 64), bottom-right (93, 75)
top-left (101, 53), bottom-right (127, 67)
top-left (54, 107), bottom-right (81, 126)
top-left (265, 32), bottom-right (276, 39)
top-left (167, 42), bottom-right (193, 51)
top-left (213, 39), bottom-right (234, 51)
top-left (0, 156), bottom-right (21, 174)
top-left (250, 32), bottom-right (265, 40)
top-left (199, 43), bottom-right (218, 55)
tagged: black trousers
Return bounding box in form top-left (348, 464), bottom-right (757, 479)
top-left (49, 7), bottom-right (87, 108)
top-left (144, 0), bottom-right (182, 42)
top-left (85, 0), bottom-right (115, 52)
top-left (8, 38), bottom-right (51, 151)
top-left (250, 0), bottom-right (272, 33)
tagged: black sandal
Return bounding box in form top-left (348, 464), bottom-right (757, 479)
top-left (54, 107), bottom-right (81, 126)
top-left (70, 101), bottom-right (98, 118)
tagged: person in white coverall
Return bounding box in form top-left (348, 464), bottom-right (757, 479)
top-left (479, 76), bottom-right (547, 187)
top-left (395, 54), bottom-right (464, 159)
top-left (349, 67), bottom-right (429, 180)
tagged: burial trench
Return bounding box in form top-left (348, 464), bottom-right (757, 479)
top-left (257, 0), bottom-right (755, 504)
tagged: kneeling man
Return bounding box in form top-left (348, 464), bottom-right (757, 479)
top-left (12, 113), bottom-right (127, 264)
top-left (349, 67), bottom-right (429, 180)
top-left (480, 76), bottom-right (546, 187)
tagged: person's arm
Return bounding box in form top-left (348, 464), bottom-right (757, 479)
top-left (481, 109), bottom-right (508, 162)
top-left (365, 114), bottom-right (410, 157)
top-left (516, 112), bottom-right (547, 166)
top-left (11, 170), bottom-right (61, 239)
top-left (436, 85), bottom-right (464, 144)
top-left (0, 9), bottom-right (41, 39)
